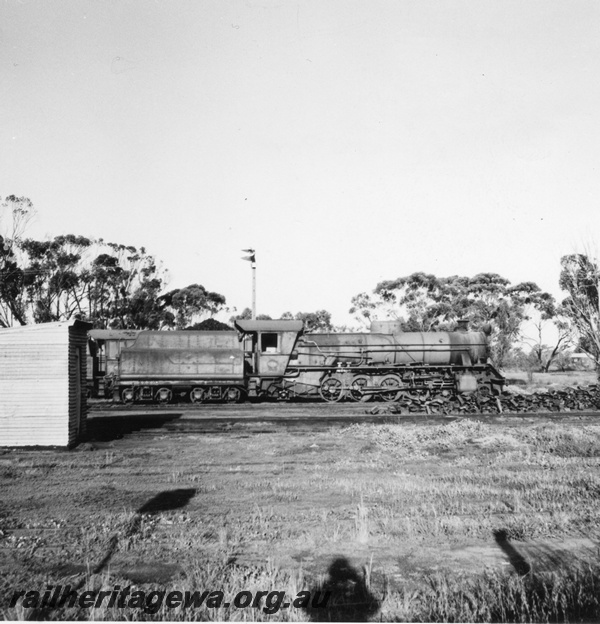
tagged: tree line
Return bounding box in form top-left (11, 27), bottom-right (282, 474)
top-left (1, 196), bottom-right (599, 371)
top-left (349, 258), bottom-right (600, 372)
top-left (0, 197), bottom-right (226, 330)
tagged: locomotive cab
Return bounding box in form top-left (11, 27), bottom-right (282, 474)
top-left (235, 320), bottom-right (303, 376)
top-left (234, 320), bottom-right (304, 397)
top-left (87, 329), bottom-right (141, 398)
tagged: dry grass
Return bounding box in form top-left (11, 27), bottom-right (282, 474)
top-left (1, 413), bottom-right (600, 621)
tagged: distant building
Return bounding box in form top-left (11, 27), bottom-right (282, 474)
top-left (569, 352), bottom-right (596, 370)
top-left (0, 320), bottom-right (91, 447)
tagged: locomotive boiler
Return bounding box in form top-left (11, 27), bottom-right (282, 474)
top-left (237, 319), bottom-right (503, 402)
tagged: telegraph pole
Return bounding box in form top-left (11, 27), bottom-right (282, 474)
top-left (241, 249), bottom-right (256, 319)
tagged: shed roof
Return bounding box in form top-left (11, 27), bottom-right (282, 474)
top-left (571, 353), bottom-right (595, 360)
top-left (0, 319), bottom-right (92, 335)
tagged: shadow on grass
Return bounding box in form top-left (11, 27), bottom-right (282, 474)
top-left (84, 413), bottom-right (182, 442)
top-left (89, 488), bottom-right (197, 576)
top-left (305, 557), bottom-right (380, 622)
top-left (137, 488), bottom-right (197, 514)
top-left (494, 529), bottom-right (532, 576)
top-left (420, 561), bottom-right (600, 622)
top-left (26, 488), bottom-right (196, 621)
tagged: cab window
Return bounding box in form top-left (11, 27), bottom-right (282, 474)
top-left (261, 333), bottom-right (279, 353)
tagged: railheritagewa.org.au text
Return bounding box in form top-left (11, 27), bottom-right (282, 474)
top-left (10, 584), bottom-right (331, 615)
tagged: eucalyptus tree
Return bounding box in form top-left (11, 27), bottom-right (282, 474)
top-left (559, 253), bottom-right (600, 371)
top-left (350, 272), bottom-right (557, 367)
top-left (0, 196), bottom-right (36, 326)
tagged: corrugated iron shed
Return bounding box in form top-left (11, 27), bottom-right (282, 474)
top-left (0, 319), bottom-right (91, 447)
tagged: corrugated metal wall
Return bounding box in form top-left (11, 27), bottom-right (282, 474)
top-left (0, 321), bottom-right (90, 447)
top-left (68, 324), bottom-right (89, 446)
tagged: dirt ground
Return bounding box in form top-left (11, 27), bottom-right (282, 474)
top-left (2, 404), bottom-right (600, 620)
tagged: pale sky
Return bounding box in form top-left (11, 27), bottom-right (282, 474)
top-left (2, 0), bottom-right (600, 326)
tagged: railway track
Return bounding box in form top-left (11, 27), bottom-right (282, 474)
top-left (86, 402), bottom-right (600, 441)
top-left (89, 384), bottom-right (600, 418)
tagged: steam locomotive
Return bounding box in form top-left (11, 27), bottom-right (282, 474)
top-left (88, 319), bottom-right (504, 403)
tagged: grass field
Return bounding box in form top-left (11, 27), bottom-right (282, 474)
top-left (2, 410), bottom-right (600, 621)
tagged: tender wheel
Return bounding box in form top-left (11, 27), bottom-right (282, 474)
top-left (349, 376), bottom-right (372, 402)
top-left (155, 387), bottom-right (172, 403)
top-left (190, 387), bottom-right (208, 403)
top-left (319, 377), bottom-right (345, 402)
top-left (121, 387), bottom-right (135, 404)
top-left (379, 375), bottom-right (402, 402)
top-left (223, 386), bottom-right (242, 403)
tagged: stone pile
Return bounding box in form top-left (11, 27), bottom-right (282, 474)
top-left (368, 385), bottom-right (600, 415)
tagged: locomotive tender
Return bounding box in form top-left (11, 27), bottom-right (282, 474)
top-left (89, 319), bottom-right (504, 403)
